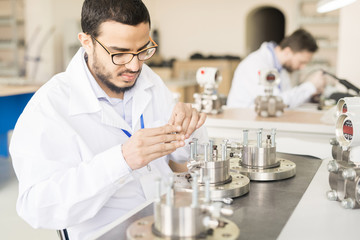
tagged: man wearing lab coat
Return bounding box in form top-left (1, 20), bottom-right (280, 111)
top-left (227, 29), bottom-right (326, 109)
top-left (9, 0), bottom-right (207, 239)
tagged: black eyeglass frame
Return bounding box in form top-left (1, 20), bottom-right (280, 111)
top-left (92, 35), bottom-right (158, 65)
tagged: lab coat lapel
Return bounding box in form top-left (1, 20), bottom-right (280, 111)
top-left (99, 101), bottom-right (132, 132)
top-left (132, 73), bottom-right (154, 131)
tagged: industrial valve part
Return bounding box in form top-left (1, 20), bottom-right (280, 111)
top-left (230, 128), bottom-right (296, 181)
top-left (327, 160), bottom-right (360, 209)
top-left (126, 175), bottom-right (240, 240)
top-left (193, 67), bottom-right (226, 114)
top-left (327, 97), bottom-right (360, 209)
top-left (254, 69), bottom-right (287, 117)
top-left (174, 138), bottom-right (250, 200)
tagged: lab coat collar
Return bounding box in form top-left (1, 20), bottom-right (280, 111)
top-left (67, 48), bottom-right (154, 132)
top-left (67, 48), bottom-right (102, 116)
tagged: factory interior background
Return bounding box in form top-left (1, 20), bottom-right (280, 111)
top-left (1, 0), bottom-right (360, 239)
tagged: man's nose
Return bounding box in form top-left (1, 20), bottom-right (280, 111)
top-left (125, 55), bottom-right (141, 72)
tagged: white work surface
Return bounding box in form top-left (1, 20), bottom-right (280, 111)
top-left (205, 107), bottom-right (335, 145)
top-left (278, 157), bottom-right (360, 240)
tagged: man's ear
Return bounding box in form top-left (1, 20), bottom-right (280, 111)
top-left (283, 47), bottom-right (294, 60)
top-left (78, 32), bottom-right (93, 52)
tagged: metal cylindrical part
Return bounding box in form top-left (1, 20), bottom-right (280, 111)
top-left (257, 130), bottom-right (262, 148)
top-left (271, 128), bottom-right (276, 147)
top-left (342, 168), bottom-right (356, 180)
top-left (193, 138), bottom-right (198, 158)
top-left (204, 176), bottom-right (210, 203)
top-left (341, 198), bottom-right (355, 209)
top-left (336, 97), bottom-right (360, 117)
top-left (199, 159), bottom-right (231, 184)
top-left (192, 174), bottom-right (198, 207)
top-left (155, 178), bottom-right (161, 202)
top-left (190, 142), bottom-right (196, 160)
top-left (209, 140), bottom-right (214, 159)
top-left (204, 143), bottom-right (209, 162)
top-left (326, 190), bottom-right (338, 201)
top-left (243, 129), bottom-right (249, 146)
top-left (221, 143), bottom-right (227, 161)
top-left (154, 192), bottom-right (207, 237)
top-left (241, 143), bottom-right (278, 169)
top-left (328, 160), bottom-right (339, 173)
top-left (167, 175), bottom-right (174, 206)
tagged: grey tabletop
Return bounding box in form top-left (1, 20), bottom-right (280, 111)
top-left (96, 152), bottom-right (322, 240)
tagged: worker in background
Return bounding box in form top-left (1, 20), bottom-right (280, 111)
top-left (9, 0), bottom-right (207, 239)
top-left (227, 29), bottom-right (326, 109)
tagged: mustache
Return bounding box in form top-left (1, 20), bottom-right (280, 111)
top-left (117, 70), bottom-right (140, 76)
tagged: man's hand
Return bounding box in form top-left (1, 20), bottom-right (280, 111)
top-left (122, 125), bottom-right (185, 170)
top-left (308, 70), bottom-right (326, 94)
top-left (168, 102), bottom-right (207, 139)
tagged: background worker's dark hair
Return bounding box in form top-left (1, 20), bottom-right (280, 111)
top-left (81, 0), bottom-right (151, 38)
top-left (279, 29), bottom-right (318, 53)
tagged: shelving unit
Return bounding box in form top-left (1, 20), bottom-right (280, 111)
top-left (296, 0), bottom-right (339, 72)
top-left (0, 0), bottom-right (25, 81)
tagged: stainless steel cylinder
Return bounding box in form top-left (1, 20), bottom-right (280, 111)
top-left (153, 191), bottom-right (207, 237)
top-left (241, 141), bottom-right (278, 169)
top-left (198, 159), bottom-right (231, 184)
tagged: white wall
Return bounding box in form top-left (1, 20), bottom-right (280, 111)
top-left (337, 0), bottom-right (360, 86)
top-left (143, 0), bottom-right (298, 60)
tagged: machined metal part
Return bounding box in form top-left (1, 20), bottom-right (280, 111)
top-left (230, 157), bottom-right (296, 181)
top-left (327, 159), bottom-right (360, 209)
top-left (241, 140), bottom-right (279, 169)
top-left (174, 172), bottom-right (250, 199)
top-left (126, 215), bottom-right (240, 240)
top-left (255, 95), bottom-right (286, 117)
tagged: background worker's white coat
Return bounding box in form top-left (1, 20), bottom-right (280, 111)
top-left (9, 48), bottom-right (207, 240)
top-left (227, 42), bottom-right (316, 109)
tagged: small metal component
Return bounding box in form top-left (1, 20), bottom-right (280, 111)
top-left (191, 173), bottom-right (198, 207)
top-left (204, 176), bottom-right (211, 203)
top-left (221, 143), bottom-right (227, 161)
top-left (204, 143), bottom-right (209, 162)
top-left (271, 128), bottom-right (276, 147)
top-left (190, 142), bottom-right (196, 160)
top-left (327, 160), bottom-right (339, 173)
top-left (257, 129), bottom-right (262, 148)
top-left (341, 198), bottom-right (355, 209)
top-left (213, 197), bottom-right (234, 205)
top-left (166, 175), bottom-right (173, 206)
top-left (326, 190), bottom-right (338, 201)
top-left (209, 139), bottom-right (214, 159)
top-left (266, 135), bottom-right (271, 146)
top-left (193, 138), bottom-right (198, 159)
top-left (243, 129), bottom-right (249, 146)
top-left (342, 168), bottom-right (356, 180)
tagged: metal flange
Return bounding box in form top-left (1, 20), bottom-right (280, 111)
top-left (173, 172), bottom-right (250, 199)
top-left (126, 215), bottom-right (240, 240)
top-left (230, 157), bottom-right (296, 181)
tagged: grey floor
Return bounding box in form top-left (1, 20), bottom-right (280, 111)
top-left (0, 157), bottom-right (57, 239)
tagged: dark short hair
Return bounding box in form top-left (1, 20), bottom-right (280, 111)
top-left (279, 29), bottom-right (318, 53)
top-left (81, 0), bottom-right (151, 38)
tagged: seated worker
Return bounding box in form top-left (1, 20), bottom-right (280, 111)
top-left (227, 29), bottom-right (326, 109)
top-left (9, 0), bottom-right (207, 239)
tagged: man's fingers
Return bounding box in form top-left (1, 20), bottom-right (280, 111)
top-left (138, 124), bottom-right (182, 137)
top-left (185, 108), bottom-right (199, 138)
top-left (146, 132), bottom-right (185, 146)
top-left (144, 141), bottom-right (185, 157)
top-left (196, 112), bottom-right (207, 129)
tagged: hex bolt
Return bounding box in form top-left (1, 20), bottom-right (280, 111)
top-left (271, 128), bottom-right (276, 147)
top-left (209, 140), bottom-right (214, 159)
top-left (204, 143), bottom-right (209, 162)
top-left (326, 190), bottom-right (338, 201)
top-left (193, 138), bottom-right (198, 159)
top-left (221, 143), bottom-right (227, 161)
top-left (243, 129), bottom-right (249, 146)
top-left (191, 173), bottom-right (198, 208)
top-left (204, 176), bottom-right (211, 203)
top-left (341, 198), bottom-right (355, 209)
top-left (342, 168), bottom-right (356, 180)
top-left (257, 129), bottom-right (263, 148)
top-left (190, 142), bottom-right (195, 160)
top-left (266, 135), bottom-right (271, 146)
top-left (327, 160), bottom-right (339, 173)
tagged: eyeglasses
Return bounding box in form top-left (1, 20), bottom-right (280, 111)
top-left (92, 35), bottom-right (158, 65)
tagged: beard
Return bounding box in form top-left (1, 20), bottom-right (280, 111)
top-left (282, 63), bottom-right (294, 73)
top-left (91, 51), bottom-right (141, 94)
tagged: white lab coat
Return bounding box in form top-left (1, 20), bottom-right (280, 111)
top-left (227, 42), bottom-right (316, 109)
top-left (9, 48), bottom-right (207, 240)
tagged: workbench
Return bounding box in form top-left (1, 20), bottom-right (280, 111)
top-left (0, 84), bottom-right (41, 157)
top-left (90, 153), bottom-right (324, 240)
